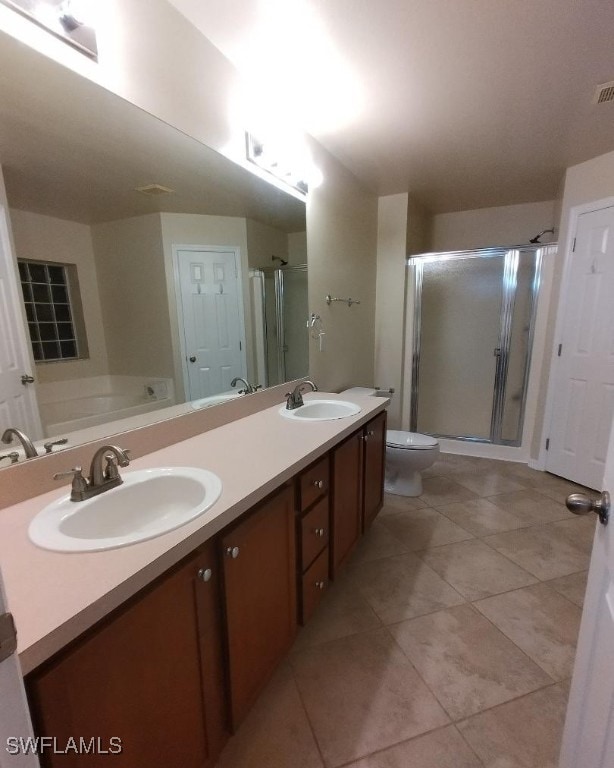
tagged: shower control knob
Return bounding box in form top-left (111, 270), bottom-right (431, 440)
top-left (566, 491), bottom-right (610, 526)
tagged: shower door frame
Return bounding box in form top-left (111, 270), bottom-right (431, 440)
top-left (409, 245), bottom-right (545, 446)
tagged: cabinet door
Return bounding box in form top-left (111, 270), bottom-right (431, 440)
top-left (331, 430), bottom-right (363, 577)
top-left (222, 485), bottom-right (297, 728)
top-left (27, 549), bottom-right (226, 768)
top-left (363, 411), bottom-right (387, 529)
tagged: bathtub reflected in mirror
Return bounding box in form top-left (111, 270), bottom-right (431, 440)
top-left (0, 33), bottom-right (307, 464)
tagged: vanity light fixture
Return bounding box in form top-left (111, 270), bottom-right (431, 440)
top-left (245, 132), bottom-right (309, 195)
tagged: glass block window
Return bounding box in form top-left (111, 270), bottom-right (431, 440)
top-left (18, 259), bottom-right (80, 362)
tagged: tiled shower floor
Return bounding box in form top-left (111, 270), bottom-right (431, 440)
top-left (216, 454), bottom-right (593, 768)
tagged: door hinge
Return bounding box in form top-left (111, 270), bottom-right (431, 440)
top-left (572, 237), bottom-right (576, 252)
top-left (0, 612), bottom-right (17, 662)
top-left (557, 343), bottom-right (563, 357)
top-left (545, 438), bottom-right (550, 450)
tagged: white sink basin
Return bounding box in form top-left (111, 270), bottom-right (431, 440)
top-left (29, 467), bottom-right (222, 553)
top-left (279, 399), bottom-right (361, 421)
top-left (190, 391), bottom-right (242, 410)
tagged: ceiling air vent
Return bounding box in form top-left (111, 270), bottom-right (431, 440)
top-left (134, 183), bottom-right (175, 196)
top-left (594, 81), bottom-right (614, 105)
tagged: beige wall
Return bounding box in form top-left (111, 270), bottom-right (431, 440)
top-left (406, 196), bottom-right (430, 256)
top-left (374, 194), bottom-right (409, 428)
top-left (245, 219), bottom-right (288, 269)
top-left (306, 142), bottom-right (378, 392)
top-left (288, 231), bottom-right (308, 265)
top-left (159, 213), bottom-right (251, 397)
top-left (91, 214), bottom-right (173, 380)
top-left (10, 209), bottom-right (109, 383)
top-left (531, 149), bottom-right (614, 460)
top-left (429, 200), bottom-right (557, 252)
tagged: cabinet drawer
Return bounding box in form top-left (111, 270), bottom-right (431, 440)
top-left (301, 496), bottom-right (329, 571)
top-left (301, 547), bottom-right (329, 624)
top-left (300, 456), bottom-right (329, 511)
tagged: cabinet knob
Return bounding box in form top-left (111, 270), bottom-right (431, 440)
top-left (197, 568), bottom-right (212, 582)
top-left (367, 430), bottom-right (375, 437)
top-left (315, 580), bottom-right (325, 590)
top-left (314, 527), bottom-right (326, 537)
top-left (226, 546), bottom-right (240, 559)
top-left (363, 434), bottom-right (369, 442)
top-left (313, 479), bottom-right (324, 489)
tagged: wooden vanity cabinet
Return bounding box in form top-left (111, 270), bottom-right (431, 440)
top-left (330, 410), bottom-right (387, 576)
top-left (330, 430), bottom-right (363, 577)
top-left (296, 457), bottom-right (330, 623)
top-left (221, 484), bottom-right (297, 729)
top-left (362, 410), bottom-right (387, 529)
top-left (26, 541), bottom-right (228, 768)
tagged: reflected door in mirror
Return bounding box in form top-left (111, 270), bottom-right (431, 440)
top-left (177, 249), bottom-right (247, 401)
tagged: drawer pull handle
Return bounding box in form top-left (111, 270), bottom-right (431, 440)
top-left (226, 546), bottom-right (240, 559)
top-left (197, 568), bottom-right (212, 582)
top-left (315, 580), bottom-right (325, 590)
top-left (313, 479), bottom-right (324, 489)
top-left (314, 527), bottom-right (326, 537)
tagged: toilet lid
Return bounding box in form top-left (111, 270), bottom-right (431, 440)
top-left (386, 430), bottom-right (439, 450)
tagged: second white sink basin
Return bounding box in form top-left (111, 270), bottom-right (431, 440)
top-left (280, 399), bottom-right (361, 421)
top-left (29, 467), bottom-right (222, 553)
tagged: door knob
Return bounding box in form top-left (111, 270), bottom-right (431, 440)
top-left (189, 356), bottom-right (196, 363)
top-left (566, 491), bottom-right (610, 525)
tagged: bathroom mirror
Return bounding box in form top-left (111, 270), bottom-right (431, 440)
top-left (0, 32), bottom-right (307, 464)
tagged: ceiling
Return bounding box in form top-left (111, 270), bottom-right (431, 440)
top-left (168, 0), bottom-right (614, 213)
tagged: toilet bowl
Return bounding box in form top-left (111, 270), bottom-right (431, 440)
top-left (340, 388), bottom-right (440, 497)
top-left (385, 430), bottom-right (439, 496)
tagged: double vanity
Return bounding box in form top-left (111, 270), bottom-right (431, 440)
top-left (0, 389), bottom-right (387, 767)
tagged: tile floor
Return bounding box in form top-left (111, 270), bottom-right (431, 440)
top-left (216, 454), bottom-right (594, 768)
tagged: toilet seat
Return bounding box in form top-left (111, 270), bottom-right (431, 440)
top-left (386, 430), bottom-right (439, 450)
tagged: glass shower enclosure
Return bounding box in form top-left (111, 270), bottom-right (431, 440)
top-left (250, 265), bottom-right (308, 387)
top-left (409, 245), bottom-right (554, 446)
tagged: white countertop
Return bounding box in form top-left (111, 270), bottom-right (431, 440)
top-left (0, 392), bottom-right (387, 674)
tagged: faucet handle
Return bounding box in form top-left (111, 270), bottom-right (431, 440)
top-left (53, 467), bottom-right (89, 499)
top-left (0, 452), bottom-right (19, 465)
top-left (44, 438), bottom-right (69, 454)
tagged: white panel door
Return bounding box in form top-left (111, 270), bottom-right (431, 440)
top-left (547, 206), bottom-right (614, 490)
top-left (559, 420), bottom-right (614, 767)
top-left (0, 565), bottom-right (39, 768)
top-left (178, 249), bottom-right (246, 401)
top-left (0, 205), bottom-right (41, 440)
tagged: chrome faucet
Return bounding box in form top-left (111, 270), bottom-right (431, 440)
top-left (54, 445), bottom-right (131, 502)
top-left (231, 377), bottom-right (262, 395)
top-left (1, 428), bottom-right (38, 458)
top-left (285, 380), bottom-right (318, 410)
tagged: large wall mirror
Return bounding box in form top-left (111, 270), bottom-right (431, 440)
top-left (0, 32), bottom-right (307, 467)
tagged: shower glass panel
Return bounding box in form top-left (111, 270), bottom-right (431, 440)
top-left (261, 265), bottom-right (308, 386)
top-left (411, 245), bottom-right (548, 446)
top-left (416, 255), bottom-right (505, 440)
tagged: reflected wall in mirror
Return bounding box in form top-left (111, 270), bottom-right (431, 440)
top-left (0, 32), bottom-right (307, 463)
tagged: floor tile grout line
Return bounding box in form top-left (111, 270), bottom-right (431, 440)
top-left (330, 723), bottom-right (488, 768)
top-left (285, 658), bottom-right (329, 768)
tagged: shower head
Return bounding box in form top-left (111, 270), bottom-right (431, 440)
top-left (272, 255), bottom-right (288, 266)
top-left (529, 228), bottom-right (555, 244)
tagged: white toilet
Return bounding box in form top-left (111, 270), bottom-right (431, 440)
top-left (341, 388), bottom-right (440, 497)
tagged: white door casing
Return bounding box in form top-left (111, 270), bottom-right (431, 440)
top-left (545, 202), bottom-right (614, 489)
top-left (559, 420), bottom-right (614, 767)
top-left (0, 203), bottom-right (42, 441)
top-left (174, 247), bottom-right (247, 401)
top-left (0, 565), bottom-right (39, 768)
